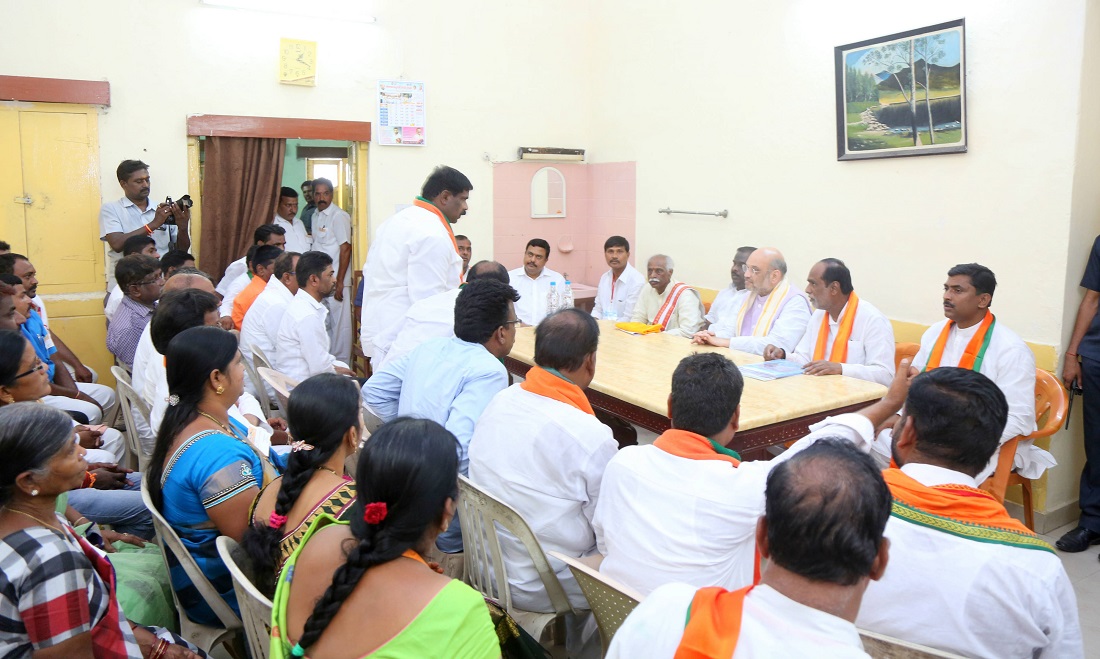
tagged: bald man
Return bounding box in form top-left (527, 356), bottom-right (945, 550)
top-left (630, 254), bottom-right (705, 338)
top-left (693, 247), bottom-right (811, 355)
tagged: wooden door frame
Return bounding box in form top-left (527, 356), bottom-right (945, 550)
top-left (185, 114), bottom-right (371, 267)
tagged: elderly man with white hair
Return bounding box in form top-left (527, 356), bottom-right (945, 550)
top-left (629, 254), bottom-right (704, 338)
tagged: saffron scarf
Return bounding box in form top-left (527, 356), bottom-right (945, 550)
top-left (414, 196), bottom-right (460, 254)
top-left (520, 365), bottom-right (595, 415)
top-left (883, 468), bottom-right (1053, 553)
top-left (675, 586), bottom-right (752, 659)
top-left (653, 282), bottom-right (693, 330)
top-left (653, 429), bottom-right (741, 466)
top-left (922, 310), bottom-right (995, 373)
top-left (734, 280), bottom-right (791, 338)
top-left (812, 293), bottom-right (860, 362)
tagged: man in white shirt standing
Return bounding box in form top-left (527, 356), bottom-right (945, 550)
top-left (703, 245), bottom-right (755, 330)
top-left (508, 238), bottom-right (564, 326)
top-left (272, 186), bottom-right (312, 253)
top-left (98, 159), bottom-right (191, 291)
top-left (693, 247), bottom-right (811, 355)
top-left (217, 224), bottom-right (286, 329)
top-left (629, 254), bottom-right (704, 337)
top-left (764, 258), bottom-right (895, 386)
top-left (468, 309), bottom-right (617, 614)
top-left (309, 178), bottom-right (353, 364)
top-left (275, 251), bottom-right (354, 382)
top-left (360, 166), bottom-right (470, 366)
top-left (591, 235), bottom-right (645, 322)
top-left (609, 439), bottom-right (890, 659)
top-left (240, 251), bottom-right (299, 367)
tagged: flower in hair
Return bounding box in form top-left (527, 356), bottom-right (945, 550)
top-left (289, 440), bottom-right (315, 452)
top-left (363, 502), bottom-right (388, 525)
top-left (268, 512), bottom-right (288, 528)
top-left (166, 394), bottom-right (180, 407)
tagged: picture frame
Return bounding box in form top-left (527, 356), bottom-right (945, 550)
top-left (834, 19), bottom-right (966, 161)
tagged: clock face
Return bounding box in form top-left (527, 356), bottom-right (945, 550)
top-left (280, 38), bottom-right (317, 86)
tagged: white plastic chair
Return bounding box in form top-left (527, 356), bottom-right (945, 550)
top-left (243, 350), bottom-right (278, 417)
top-left (139, 479), bottom-right (242, 653)
top-left (252, 344), bottom-right (275, 372)
top-left (858, 629), bottom-right (968, 658)
top-left (216, 536), bottom-right (273, 659)
top-left (549, 551), bottom-right (642, 656)
top-left (257, 367), bottom-right (299, 413)
top-left (111, 365), bottom-right (150, 471)
top-left (457, 476), bottom-right (578, 641)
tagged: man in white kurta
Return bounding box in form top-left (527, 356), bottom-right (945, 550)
top-left (359, 167), bottom-right (470, 365)
top-left (468, 309), bottom-right (618, 612)
top-left (703, 245), bottom-right (755, 329)
top-left (216, 225), bottom-right (286, 326)
top-left (694, 247), bottom-right (811, 355)
top-left (609, 440), bottom-right (891, 659)
top-left (629, 255), bottom-right (704, 338)
top-left (272, 187), bottom-right (312, 253)
top-left (310, 178), bottom-right (353, 364)
top-left (509, 239), bottom-right (565, 326)
top-left (274, 253), bottom-right (352, 383)
top-left (591, 236), bottom-right (645, 322)
top-left (240, 253), bottom-right (298, 401)
top-left (766, 259), bottom-right (895, 386)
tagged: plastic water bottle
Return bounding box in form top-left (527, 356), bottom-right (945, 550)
top-left (561, 281), bottom-right (574, 309)
top-left (547, 282), bottom-right (559, 316)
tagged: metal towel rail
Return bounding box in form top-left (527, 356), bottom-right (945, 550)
top-left (658, 207), bottom-right (728, 218)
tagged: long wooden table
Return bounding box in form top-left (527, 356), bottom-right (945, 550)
top-left (503, 321), bottom-right (886, 457)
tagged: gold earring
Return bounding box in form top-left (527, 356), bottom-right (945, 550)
top-left (216, 386), bottom-right (225, 395)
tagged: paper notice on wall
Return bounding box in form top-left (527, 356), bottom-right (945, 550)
top-left (377, 80), bottom-right (426, 146)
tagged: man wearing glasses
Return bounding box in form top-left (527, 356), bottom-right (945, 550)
top-left (692, 247), bottom-right (811, 356)
top-left (106, 255), bottom-right (164, 369)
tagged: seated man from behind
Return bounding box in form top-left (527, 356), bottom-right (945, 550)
top-left (629, 254), bottom-right (705, 338)
top-left (764, 258), bottom-right (895, 386)
top-left (104, 234), bottom-right (159, 323)
top-left (231, 244), bottom-right (282, 330)
top-left (857, 367), bottom-right (1082, 658)
top-left (363, 278), bottom-right (520, 558)
top-left (693, 247), bottom-right (811, 355)
top-left (217, 223), bottom-right (286, 328)
top-left (609, 439), bottom-right (890, 658)
top-left (468, 308), bottom-right (618, 612)
top-left (275, 251), bottom-right (354, 382)
top-left (240, 251), bottom-right (300, 366)
top-left (106, 254), bottom-right (163, 369)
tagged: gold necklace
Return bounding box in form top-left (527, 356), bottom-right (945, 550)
top-left (198, 411), bottom-right (236, 437)
top-left (317, 466), bottom-right (343, 478)
top-left (4, 506), bottom-right (62, 532)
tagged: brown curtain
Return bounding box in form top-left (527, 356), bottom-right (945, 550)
top-left (200, 137), bottom-right (286, 284)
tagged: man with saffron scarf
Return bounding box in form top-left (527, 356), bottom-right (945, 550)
top-left (693, 247), bottom-right (811, 355)
top-left (468, 309), bottom-right (617, 614)
top-left (359, 166), bottom-right (471, 367)
top-left (608, 440), bottom-right (890, 659)
top-left (630, 254), bottom-right (705, 337)
top-left (764, 258), bottom-right (895, 386)
top-left (855, 367), bottom-right (1081, 658)
top-left (909, 263), bottom-right (1049, 482)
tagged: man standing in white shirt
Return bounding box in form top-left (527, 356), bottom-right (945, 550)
top-left (240, 251), bottom-right (299, 366)
top-left (609, 440), bottom-right (890, 659)
top-left (468, 308), bottom-right (618, 614)
top-left (857, 367), bottom-right (1082, 659)
top-left (694, 247), bottom-right (811, 354)
top-left (309, 178), bottom-right (353, 364)
top-left (703, 245), bottom-right (755, 330)
top-left (508, 238), bottom-right (565, 326)
top-left (98, 159), bottom-right (191, 291)
top-left (455, 234), bottom-right (472, 280)
top-left (629, 254), bottom-right (704, 337)
top-left (764, 258), bottom-right (895, 386)
top-left (591, 235), bottom-right (645, 322)
top-left (275, 251), bottom-right (354, 382)
top-left (363, 278), bottom-right (520, 561)
top-left (272, 186), bottom-right (312, 253)
top-left (217, 224), bottom-right (286, 329)
top-left (360, 166), bottom-right (470, 366)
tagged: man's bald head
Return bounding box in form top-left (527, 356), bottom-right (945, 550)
top-left (534, 308), bottom-right (600, 388)
top-left (467, 260), bottom-right (510, 285)
top-left (164, 268), bottom-right (216, 295)
top-left (744, 247), bottom-right (787, 297)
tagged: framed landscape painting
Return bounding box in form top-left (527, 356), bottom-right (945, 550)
top-left (835, 19), bottom-right (966, 161)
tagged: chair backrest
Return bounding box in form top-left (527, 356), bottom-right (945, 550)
top-left (257, 367), bottom-right (298, 412)
top-left (216, 536), bottom-right (274, 659)
top-left (457, 476), bottom-right (574, 616)
top-left (252, 344), bottom-right (274, 372)
top-left (111, 365), bottom-right (150, 472)
top-left (858, 629), bottom-right (967, 658)
top-left (139, 478), bottom-right (242, 632)
top-left (243, 351), bottom-right (277, 415)
top-left (894, 342), bottom-right (921, 370)
top-left (549, 550), bottom-right (642, 655)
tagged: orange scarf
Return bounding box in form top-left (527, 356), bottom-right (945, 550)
top-left (413, 197), bottom-right (460, 255)
top-left (520, 365), bottom-right (595, 416)
top-left (653, 429), bottom-right (741, 466)
top-left (812, 293), bottom-right (859, 362)
top-left (923, 310), bottom-right (995, 372)
top-left (675, 586), bottom-right (752, 659)
top-left (653, 282), bottom-right (692, 330)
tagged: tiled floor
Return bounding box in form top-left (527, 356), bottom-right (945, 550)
top-left (1043, 522), bottom-right (1100, 653)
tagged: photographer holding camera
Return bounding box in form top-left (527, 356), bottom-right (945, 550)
top-left (99, 159), bottom-right (191, 291)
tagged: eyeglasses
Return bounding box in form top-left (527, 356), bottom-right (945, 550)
top-left (501, 319), bottom-right (522, 328)
top-left (134, 275), bottom-right (165, 287)
top-left (13, 359), bottom-right (46, 381)
top-left (740, 264), bottom-right (763, 276)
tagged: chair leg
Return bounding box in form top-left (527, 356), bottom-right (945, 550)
top-left (1021, 481), bottom-right (1034, 531)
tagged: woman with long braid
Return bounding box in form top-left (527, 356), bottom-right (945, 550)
top-left (271, 417), bottom-right (498, 659)
top-left (242, 373), bottom-right (360, 595)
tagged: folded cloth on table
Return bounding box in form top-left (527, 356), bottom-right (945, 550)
top-left (615, 322), bottom-right (662, 335)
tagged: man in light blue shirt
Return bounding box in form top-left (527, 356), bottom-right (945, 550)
top-left (362, 278), bottom-right (521, 554)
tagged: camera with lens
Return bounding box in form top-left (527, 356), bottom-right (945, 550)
top-left (163, 195), bottom-right (193, 225)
